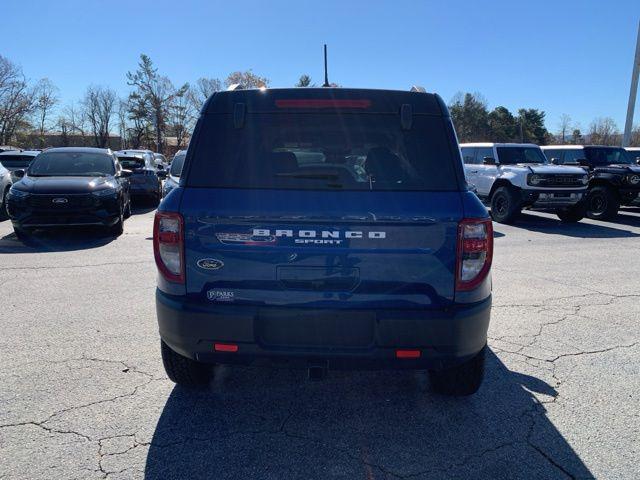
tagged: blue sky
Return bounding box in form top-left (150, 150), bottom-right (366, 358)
top-left (1, 0), bottom-right (639, 133)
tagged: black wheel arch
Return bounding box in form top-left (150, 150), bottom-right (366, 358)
top-left (488, 179), bottom-right (520, 200)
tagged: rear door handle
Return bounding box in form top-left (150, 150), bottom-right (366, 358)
top-left (470, 170), bottom-right (479, 174)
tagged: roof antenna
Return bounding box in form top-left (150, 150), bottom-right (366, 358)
top-left (322, 44), bottom-right (330, 87)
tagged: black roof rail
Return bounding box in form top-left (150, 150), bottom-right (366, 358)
top-left (410, 85), bottom-right (426, 93)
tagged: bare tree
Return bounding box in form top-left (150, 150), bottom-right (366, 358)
top-left (0, 55), bottom-right (37, 145)
top-left (116, 99), bottom-right (129, 149)
top-left (127, 54), bottom-right (188, 152)
top-left (225, 70), bottom-right (269, 89)
top-left (188, 77), bottom-right (222, 111)
top-left (82, 86), bottom-right (117, 148)
top-left (589, 117), bottom-right (619, 145)
top-left (558, 114), bottom-right (572, 144)
top-left (33, 78), bottom-right (59, 147)
top-left (630, 124), bottom-right (640, 147)
top-left (167, 87), bottom-right (195, 150)
top-left (295, 74), bottom-right (313, 87)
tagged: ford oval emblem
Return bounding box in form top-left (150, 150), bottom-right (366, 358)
top-left (197, 258), bottom-right (224, 270)
top-left (52, 197), bottom-right (68, 204)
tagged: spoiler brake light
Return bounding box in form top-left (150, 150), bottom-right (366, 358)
top-left (275, 99), bottom-right (371, 109)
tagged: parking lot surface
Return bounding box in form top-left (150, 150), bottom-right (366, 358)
top-left (1, 208), bottom-right (639, 479)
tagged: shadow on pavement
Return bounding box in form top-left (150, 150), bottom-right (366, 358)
top-left (0, 226), bottom-right (116, 253)
top-left (144, 350), bottom-right (592, 479)
top-left (513, 212), bottom-right (639, 238)
top-left (607, 212), bottom-right (640, 228)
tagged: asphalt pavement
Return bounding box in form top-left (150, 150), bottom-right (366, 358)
top-left (1, 207), bottom-right (639, 479)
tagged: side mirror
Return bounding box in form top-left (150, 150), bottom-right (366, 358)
top-left (157, 170), bottom-right (167, 179)
top-left (119, 169), bottom-right (133, 178)
top-left (482, 156), bottom-right (497, 165)
top-left (550, 157), bottom-right (561, 165)
top-left (13, 169), bottom-right (25, 179)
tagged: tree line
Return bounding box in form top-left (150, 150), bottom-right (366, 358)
top-left (1, 53), bottom-right (638, 153)
top-left (0, 53), bottom-right (271, 153)
top-left (449, 92), bottom-right (640, 146)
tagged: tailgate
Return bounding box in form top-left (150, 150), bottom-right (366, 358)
top-left (182, 189), bottom-right (463, 309)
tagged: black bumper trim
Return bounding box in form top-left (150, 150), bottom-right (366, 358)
top-left (156, 289), bottom-right (491, 370)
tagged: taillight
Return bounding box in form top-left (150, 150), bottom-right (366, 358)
top-left (456, 218), bottom-right (493, 292)
top-left (153, 212), bottom-right (184, 283)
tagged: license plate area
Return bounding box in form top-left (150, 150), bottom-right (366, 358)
top-left (257, 309), bottom-right (374, 348)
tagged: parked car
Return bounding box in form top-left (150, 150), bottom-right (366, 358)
top-left (162, 150), bottom-right (186, 197)
top-left (0, 163), bottom-right (11, 219)
top-left (0, 150), bottom-right (40, 219)
top-left (541, 145), bottom-right (640, 219)
top-left (625, 147), bottom-right (640, 163)
top-left (153, 153), bottom-right (168, 171)
top-left (154, 86), bottom-right (493, 396)
top-left (0, 149), bottom-right (39, 171)
top-left (5, 147), bottom-right (132, 240)
top-left (460, 143), bottom-right (589, 223)
top-left (114, 150), bottom-right (164, 206)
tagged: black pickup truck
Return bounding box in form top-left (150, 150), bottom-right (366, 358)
top-left (542, 145), bottom-right (640, 219)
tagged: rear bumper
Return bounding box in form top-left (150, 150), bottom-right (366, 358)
top-left (156, 289), bottom-right (491, 370)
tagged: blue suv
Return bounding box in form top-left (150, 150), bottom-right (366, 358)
top-left (154, 87), bottom-right (493, 395)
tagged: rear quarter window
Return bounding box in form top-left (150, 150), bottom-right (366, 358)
top-left (185, 113), bottom-right (460, 191)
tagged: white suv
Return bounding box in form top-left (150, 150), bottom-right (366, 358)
top-left (460, 143), bottom-right (589, 223)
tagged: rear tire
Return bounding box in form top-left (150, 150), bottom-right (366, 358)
top-left (13, 226), bottom-right (34, 244)
top-left (108, 211), bottom-right (124, 237)
top-left (490, 186), bottom-right (521, 224)
top-left (123, 199), bottom-right (132, 219)
top-left (429, 346), bottom-right (486, 396)
top-left (0, 187), bottom-right (9, 220)
top-left (586, 186), bottom-right (619, 220)
top-left (161, 340), bottom-right (211, 387)
top-left (556, 203), bottom-right (585, 223)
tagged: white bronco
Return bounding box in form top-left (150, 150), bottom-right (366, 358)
top-left (460, 143), bottom-right (589, 223)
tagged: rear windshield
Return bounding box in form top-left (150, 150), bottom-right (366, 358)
top-left (118, 157), bottom-right (145, 170)
top-left (29, 152), bottom-right (115, 177)
top-left (170, 154), bottom-right (186, 177)
top-left (584, 147), bottom-right (634, 165)
top-left (496, 147), bottom-right (547, 165)
top-left (0, 154), bottom-right (36, 169)
top-left (185, 113), bottom-right (458, 191)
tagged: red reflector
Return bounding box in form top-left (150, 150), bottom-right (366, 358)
top-left (396, 349), bottom-right (421, 359)
top-left (158, 231), bottom-right (179, 243)
top-left (214, 343), bottom-right (238, 353)
top-left (462, 238), bottom-right (488, 253)
top-left (275, 99), bottom-right (371, 109)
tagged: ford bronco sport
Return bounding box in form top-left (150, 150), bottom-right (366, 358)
top-left (460, 143), bottom-right (589, 224)
top-left (154, 87), bottom-right (493, 396)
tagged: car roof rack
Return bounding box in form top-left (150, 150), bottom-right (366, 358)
top-left (410, 85), bottom-right (426, 93)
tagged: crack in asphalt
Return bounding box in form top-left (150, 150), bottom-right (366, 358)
top-left (0, 260), bottom-right (152, 273)
top-left (2, 288), bottom-right (636, 478)
top-left (0, 356), bottom-right (159, 444)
